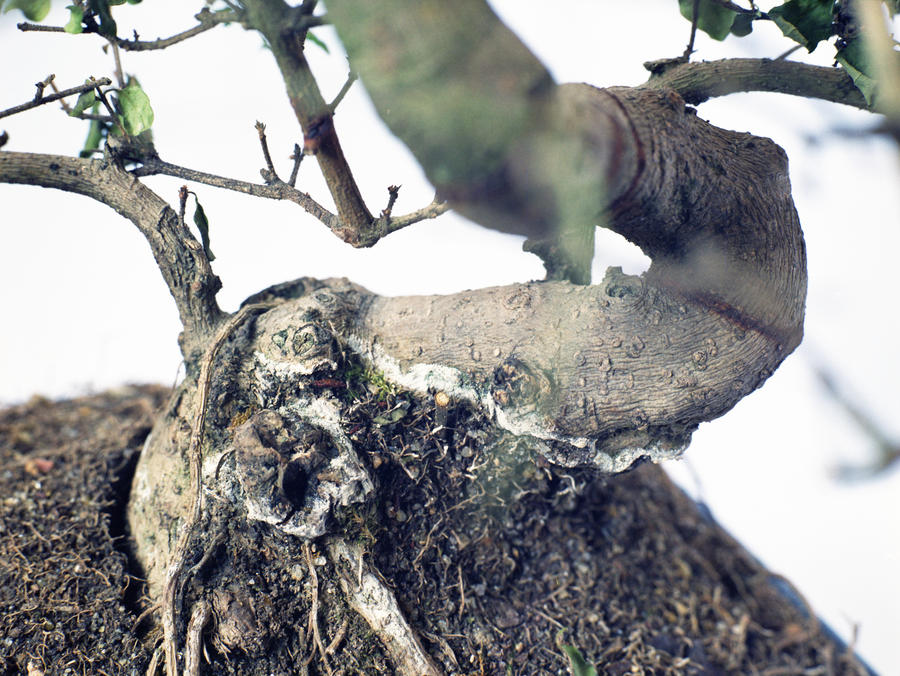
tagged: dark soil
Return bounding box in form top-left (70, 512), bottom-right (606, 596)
top-left (0, 386), bottom-right (167, 675)
top-left (0, 384), bottom-right (874, 675)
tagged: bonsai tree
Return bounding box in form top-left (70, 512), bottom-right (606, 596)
top-left (1, 0), bottom-right (896, 673)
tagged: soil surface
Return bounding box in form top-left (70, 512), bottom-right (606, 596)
top-left (0, 386), bottom-right (167, 675)
top-left (0, 385), bottom-right (874, 675)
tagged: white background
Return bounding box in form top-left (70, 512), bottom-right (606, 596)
top-left (1, 1), bottom-right (898, 673)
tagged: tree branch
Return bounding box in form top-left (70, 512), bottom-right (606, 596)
top-left (0, 77), bottom-right (112, 121)
top-left (241, 0), bottom-right (374, 239)
top-left (131, 156), bottom-right (448, 244)
top-left (323, 0), bottom-right (808, 461)
top-left (0, 151), bottom-right (224, 359)
top-left (642, 57), bottom-right (870, 111)
top-left (326, 0), bottom-right (601, 282)
top-left (17, 8), bottom-right (240, 52)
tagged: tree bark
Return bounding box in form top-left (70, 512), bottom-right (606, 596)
top-left (120, 3), bottom-right (816, 672)
top-left (1, 2), bottom-right (834, 673)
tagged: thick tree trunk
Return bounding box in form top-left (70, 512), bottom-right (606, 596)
top-left (2, 3), bottom-right (832, 672)
top-left (124, 50), bottom-right (811, 671)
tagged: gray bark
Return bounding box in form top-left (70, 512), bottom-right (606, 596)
top-left (1, 1), bottom-right (820, 672)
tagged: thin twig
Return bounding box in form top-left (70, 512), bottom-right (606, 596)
top-left (0, 77), bottom-right (112, 120)
top-left (132, 156), bottom-right (449, 245)
top-left (682, 0), bottom-right (701, 62)
top-left (15, 22), bottom-right (63, 33)
top-left (328, 71), bottom-right (358, 113)
top-left (33, 74), bottom-right (55, 102)
top-left (110, 40), bottom-right (125, 88)
top-left (17, 8), bottom-right (238, 52)
top-left (160, 302), bottom-right (276, 676)
top-left (380, 185), bottom-right (400, 219)
top-left (255, 121), bottom-right (279, 182)
top-left (775, 45), bottom-right (802, 61)
top-left (133, 157), bottom-right (339, 229)
top-left (368, 198), bottom-right (449, 244)
top-left (288, 143), bottom-right (303, 187)
top-left (242, 0), bottom-right (374, 229)
top-left (93, 86), bottom-right (126, 135)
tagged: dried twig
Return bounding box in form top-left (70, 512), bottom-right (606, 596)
top-left (328, 71), bottom-right (358, 113)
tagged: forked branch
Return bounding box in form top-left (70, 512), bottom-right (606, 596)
top-left (131, 155), bottom-right (449, 245)
top-left (242, 0), bottom-right (374, 234)
top-left (0, 152), bottom-right (224, 356)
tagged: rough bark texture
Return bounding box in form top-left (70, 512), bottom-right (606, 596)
top-left (119, 4), bottom-right (814, 671)
top-left (1, 2), bottom-right (832, 673)
top-left (643, 57), bottom-right (870, 110)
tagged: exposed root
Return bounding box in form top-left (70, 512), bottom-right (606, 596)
top-left (303, 542), bottom-right (333, 675)
top-left (184, 600), bottom-right (212, 676)
top-left (327, 538), bottom-right (443, 676)
top-left (145, 642), bottom-right (163, 676)
top-left (160, 302), bottom-right (276, 676)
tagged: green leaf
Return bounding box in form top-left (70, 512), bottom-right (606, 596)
top-left (836, 36), bottom-right (878, 105)
top-left (64, 5), bottom-right (84, 33)
top-left (69, 83), bottom-right (97, 117)
top-left (193, 198), bottom-right (215, 262)
top-left (730, 12), bottom-right (755, 37)
top-left (88, 0), bottom-right (117, 39)
top-left (767, 0), bottom-right (835, 51)
top-left (306, 30), bottom-right (330, 53)
top-left (3, 0), bottom-right (51, 21)
top-left (562, 646), bottom-right (598, 676)
top-left (678, 0), bottom-right (738, 41)
top-left (116, 81), bottom-right (154, 135)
